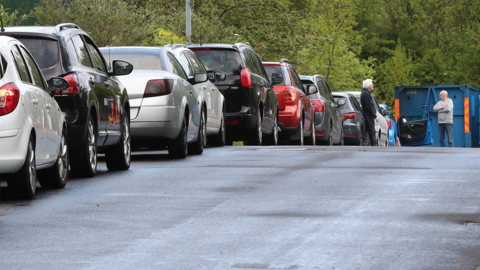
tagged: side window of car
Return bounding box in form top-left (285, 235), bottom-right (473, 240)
top-left (316, 79), bottom-right (328, 98)
top-left (351, 96), bottom-right (361, 111)
top-left (19, 46), bottom-right (47, 91)
top-left (71, 35), bottom-right (93, 68)
top-left (180, 52), bottom-right (194, 77)
top-left (0, 54), bottom-right (7, 79)
top-left (252, 53), bottom-right (268, 80)
top-left (167, 53), bottom-right (188, 80)
top-left (83, 37), bottom-right (107, 73)
top-left (66, 39), bottom-right (79, 66)
top-left (11, 45), bottom-right (31, 83)
top-left (289, 66), bottom-right (303, 90)
top-left (243, 51), bottom-right (257, 74)
top-left (321, 80), bottom-right (334, 102)
top-left (187, 51), bottom-right (206, 74)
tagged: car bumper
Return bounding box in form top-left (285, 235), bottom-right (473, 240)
top-left (314, 116), bottom-right (330, 141)
top-left (130, 106), bottom-right (179, 140)
top-left (0, 127), bottom-right (29, 174)
top-left (343, 122), bottom-right (362, 144)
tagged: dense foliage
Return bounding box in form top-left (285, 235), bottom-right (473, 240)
top-left (2, 0), bottom-right (480, 106)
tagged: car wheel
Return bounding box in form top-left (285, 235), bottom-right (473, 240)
top-left (189, 110), bottom-right (206, 155)
top-left (105, 112), bottom-right (131, 170)
top-left (38, 127), bottom-right (69, 189)
top-left (70, 116), bottom-right (97, 178)
top-left (248, 109), bottom-right (262, 146)
top-left (8, 135), bottom-right (36, 199)
top-left (358, 133), bottom-right (363, 146)
top-left (292, 118), bottom-right (304, 145)
top-left (264, 114), bottom-right (278, 146)
top-left (169, 116), bottom-right (188, 158)
top-left (305, 119), bottom-right (316, 145)
top-left (328, 131), bottom-right (333, 146)
top-left (210, 111), bottom-right (226, 147)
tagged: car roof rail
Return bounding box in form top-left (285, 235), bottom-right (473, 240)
top-left (53, 23), bottom-right (80, 34)
top-left (280, 58), bottom-right (291, 64)
top-left (172, 44), bottom-right (186, 50)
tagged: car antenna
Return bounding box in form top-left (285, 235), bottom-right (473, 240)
top-left (1, 16), bottom-right (5, 32)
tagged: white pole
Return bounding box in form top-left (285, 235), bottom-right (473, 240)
top-left (186, 0), bottom-right (192, 45)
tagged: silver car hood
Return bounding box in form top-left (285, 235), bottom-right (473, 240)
top-left (116, 70), bottom-right (177, 101)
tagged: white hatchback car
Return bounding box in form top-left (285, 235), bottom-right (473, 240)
top-left (0, 36), bottom-right (70, 199)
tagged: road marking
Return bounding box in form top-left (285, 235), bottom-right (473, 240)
top-left (254, 148), bottom-right (307, 151)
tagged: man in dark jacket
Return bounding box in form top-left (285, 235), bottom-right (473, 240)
top-left (360, 79), bottom-right (378, 146)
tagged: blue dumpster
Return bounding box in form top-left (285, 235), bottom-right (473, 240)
top-left (394, 85), bottom-right (480, 147)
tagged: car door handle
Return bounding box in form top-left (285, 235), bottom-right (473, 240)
top-left (89, 78), bottom-right (95, 85)
top-left (189, 90), bottom-right (193, 95)
top-left (45, 103), bottom-right (51, 109)
top-left (31, 98), bottom-right (38, 105)
top-left (202, 86), bottom-right (207, 90)
top-left (104, 82), bottom-right (110, 88)
top-left (211, 88), bottom-right (216, 91)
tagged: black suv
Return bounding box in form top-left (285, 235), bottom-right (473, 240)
top-left (2, 23), bottom-right (134, 177)
top-left (188, 43), bottom-right (281, 145)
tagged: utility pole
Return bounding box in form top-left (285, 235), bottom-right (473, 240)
top-left (186, 0), bottom-right (192, 45)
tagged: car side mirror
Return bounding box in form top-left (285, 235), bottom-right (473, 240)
top-left (336, 98), bottom-right (347, 106)
top-left (48, 77), bottom-right (70, 96)
top-left (194, 73), bottom-right (208, 83)
top-left (382, 109), bottom-right (392, 116)
top-left (271, 73), bottom-right (283, 85)
top-left (307, 85), bottom-right (318, 95)
top-left (110, 60), bottom-right (133, 76)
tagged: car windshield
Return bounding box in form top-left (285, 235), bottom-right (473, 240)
top-left (106, 50), bottom-right (163, 71)
top-left (193, 49), bottom-right (242, 75)
top-left (263, 65), bottom-right (287, 86)
top-left (17, 38), bottom-right (58, 69)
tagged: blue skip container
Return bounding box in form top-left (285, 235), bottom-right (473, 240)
top-left (394, 85), bottom-right (479, 147)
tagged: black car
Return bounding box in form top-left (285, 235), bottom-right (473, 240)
top-left (332, 92), bottom-right (366, 145)
top-left (2, 23), bottom-right (134, 177)
top-left (188, 43), bottom-right (281, 145)
top-left (301, 75), bottom-right (343, 145)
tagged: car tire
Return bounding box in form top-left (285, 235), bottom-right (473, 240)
top-left (210, 111), bottom-right (226, 147)
top-left (38, 127), bottom-right (69, 189)
top-left (358, 132), bottom-right (363, 146)
top-left (169, 116), bottom-right (188, 158)
top-left (248, 109), bottom-right (262, 146)
top-left (264, 114), bottom-right (278, 146)
top-left (305, 119), bottom-right (315, 145)
top-left (105, 112), bottom-right (131, 171)
top-left (70, 116), bottom-right (97, 178)
top-left (292, 118), bottom-right (304, 145)
top-left (8, 135), bottom-right (36, 199)
top-left (189, 110), bottom-right (206, 155)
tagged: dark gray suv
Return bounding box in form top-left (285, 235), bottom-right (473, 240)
top-left (301, 75), bottom-right (343, 145)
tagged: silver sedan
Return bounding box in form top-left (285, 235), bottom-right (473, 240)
top-left (99, 46), bottom-right (207, 158)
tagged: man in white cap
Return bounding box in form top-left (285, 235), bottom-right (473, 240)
top-left (433, 90), bottom-right (454, 147)
top-left (360, 79), bottom-right (378, 146)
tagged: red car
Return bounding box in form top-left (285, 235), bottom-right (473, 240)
top-left (263, 59), bottom-right (316, 145)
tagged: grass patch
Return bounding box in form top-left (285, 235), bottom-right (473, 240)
top-left (232, 141), bottom-right (244, 146)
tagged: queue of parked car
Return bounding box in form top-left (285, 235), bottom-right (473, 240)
top-left (0, 23), bottom-right (395, 200)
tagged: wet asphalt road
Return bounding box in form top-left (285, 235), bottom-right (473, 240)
top-left (1, 145), bottom-right (480, 270)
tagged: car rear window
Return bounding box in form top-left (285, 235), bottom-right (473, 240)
top-left (192, 49), bottom-right (242, 76)
top-left (106, 51), bottom-right (163, 71)
top-left (17, 38), bottom-right (58, 69)
top-left (264, 65), bottom-right (290, 86)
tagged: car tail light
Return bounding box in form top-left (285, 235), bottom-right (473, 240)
top-left (241, 68), bottom-right (252, 88)
top-left (342, 113), bottom-right (356, 119)
top-left (0, 83), bottom-right (20, 116)
top-left (387, 119), bottom-right (392, 129)
top-left (226, 120), bottom-right (239, 125)
top-left (143, 79), bottom-right (174, 98)
top-left (57, 73), bottom-right (79, 95)
top-left (283, 89), bottom-right (297, 104)
top-left (316, 131), bottom-right (324, 136)
top-left (311, 100), bottom-right (324, 112)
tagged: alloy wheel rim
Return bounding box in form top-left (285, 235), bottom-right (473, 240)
top-left (299, 120), bottom-right (304, 145)
top-left (312, 124), bottom-right (316, 145)
top-left (202, 113), bottom-right (207, 147)
top-left (273, 118), bottom-right (278, 144)
top-left (28, 141), bottom-right (36, 191)
top-left (221, 116), bottom-right (226, 143)
top-left (58, 135), bottom-right (68, 181)
top-left (123, 117), bottom-right (131, 164)
top-left (88, 121), bottom-right (97, 171)
top-left (183, 120), bottom-right (188, 155)
top-left (258, 113), bottom-right (262, 143)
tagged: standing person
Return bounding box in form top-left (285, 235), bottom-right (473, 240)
top-left (433, 90), bottom-right (454, 147)
top-left (360, 79), bottom-right (378, 146)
